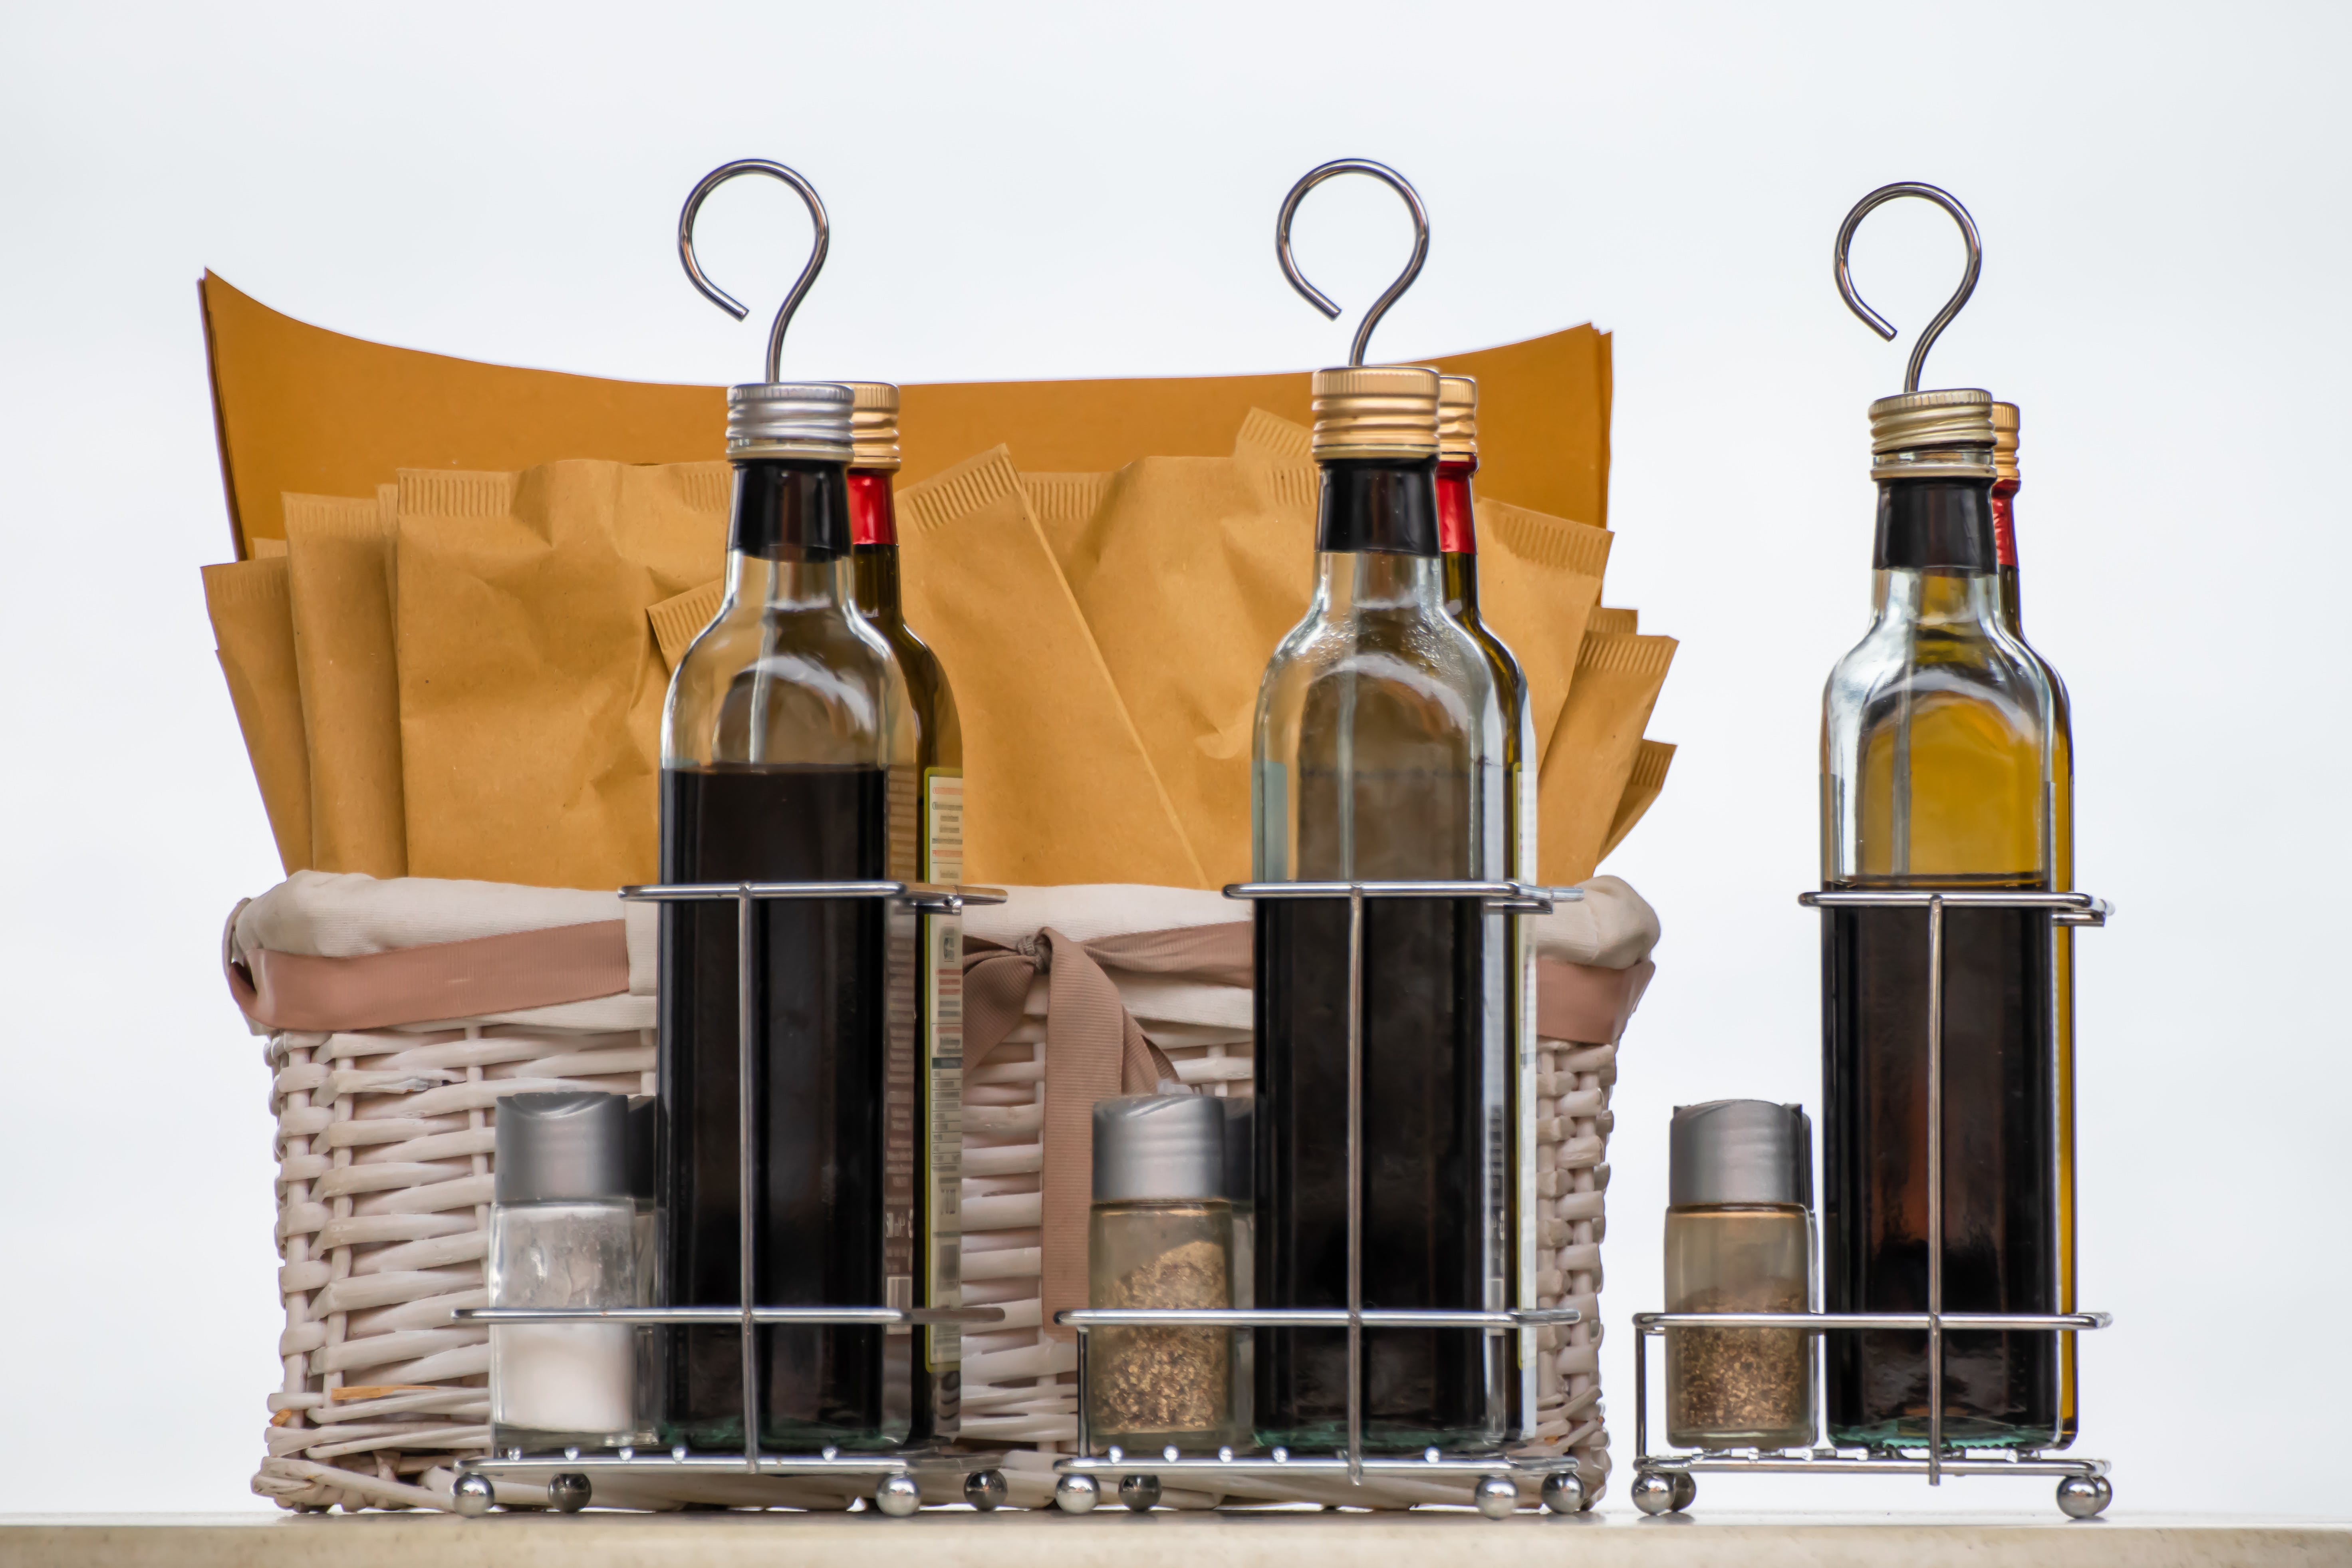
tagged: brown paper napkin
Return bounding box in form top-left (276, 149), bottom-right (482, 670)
top-left (202, 558), bottom-right (312, 873)
top-left (1476, 498), bottom-right (1609, 758)
top-left (285, 489), bottom-right (406, 877)
top-left (1601, 738), bottom-right (1675, 860)
top-left (395, 461), bottom-right (728, 889)
top-left (896, 447), bottom-right (1203, 888)
top-left (1539, 632), bottom-right (1678, 884)
top-left (1060, 454), bottom-right (1321, 888)
top-left (1586, 607), bottom-right (1637, 634)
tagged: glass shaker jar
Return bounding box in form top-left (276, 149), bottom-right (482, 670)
top-left (488, 1092), bottom-right (638, 1452)
top-left (1088, 1095), bottom-right (1236, 1453)
top-left (1664, 1100), bottom-right (1815, 1451)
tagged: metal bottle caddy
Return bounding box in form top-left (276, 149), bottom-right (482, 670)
top-left (449, 877), bottom-right (1014, 1518)
top-left (1628, 886), bottom-right (2115, 1520)
top-left (1048, 878), bottom-right (1590, 1520)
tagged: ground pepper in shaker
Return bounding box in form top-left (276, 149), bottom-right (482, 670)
top-left (1088, 1095), bottom-right (1236, 1452)
top-left (1664, 1100), bottom-right (1815, 1450)
top-left (489, 1092), bottom-right (638, 1451)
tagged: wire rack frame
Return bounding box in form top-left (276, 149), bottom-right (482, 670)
top-left (1627, 887), bottom-right (2115, 1520)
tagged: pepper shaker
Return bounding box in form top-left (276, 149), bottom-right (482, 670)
top-left (1088, 1095), bottom-right (1236, 1453)
top-left (1664, 1100), bottom-right (1815, 1450)
top-left (488, 1092), bottom-right (638, 1451)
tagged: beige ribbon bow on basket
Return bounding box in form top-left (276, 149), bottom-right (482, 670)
top-left (961, 923), bottom-right (1253, 1338)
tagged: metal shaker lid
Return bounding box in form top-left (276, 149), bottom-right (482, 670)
top-left (1669, 1100), bottom-right (1812, 1209)
top-left (495, 1091), bottom-right (631, 1204)
top-left (1093, 1094), bottom-right (1226, 1203)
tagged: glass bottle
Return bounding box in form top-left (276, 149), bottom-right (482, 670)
top-left (1819, 388), bottom-right (2060, 1448)
top-left (1663, 1101), bottom-right (1814, 1451)
top-left (1087, 1096), bottom-right (1237, 1452)
top-left (1993, 402), bottom-right (2080, 1445)
top-left (844, 381), bottom-right (967, 1404)
top-left (657, 382), bottom-right (935, 1452)
top-left (1437, 373), bottom-right (1544, 1434)
top-left (489, 1092), bottom-right (638, 1452)
top-left (1252, 365), bottom-right (1509, 1452)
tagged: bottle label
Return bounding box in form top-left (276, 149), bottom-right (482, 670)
top-left (921, 767), bottom-right (966, 1370)
top-left (924, 911), bottom-right (964, 1370)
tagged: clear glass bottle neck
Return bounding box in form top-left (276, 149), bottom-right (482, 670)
top-left (1867, 564), bottom-right (2007, 631)
top-left (1310, 549), bottom-right (1449, 617)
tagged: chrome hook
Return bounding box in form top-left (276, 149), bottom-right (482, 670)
top-left (678, 159), bottom-right (832, 384)
top-left (1834, 182), bottom-right (1982, 394)
top-left (1276, 159), bottom-right (1430, 367)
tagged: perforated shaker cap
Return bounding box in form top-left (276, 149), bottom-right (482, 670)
top-left (1669, 1100), bottom-right (1812, 1209)
top-left (1093, 1094), bottom-right (1226, 1203)
top-left (495, 1091), bottom-right (631, 1204)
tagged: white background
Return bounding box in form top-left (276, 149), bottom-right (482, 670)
top-left (2, 0), bottom-right (2346, 1520)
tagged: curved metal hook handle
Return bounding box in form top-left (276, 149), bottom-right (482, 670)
top-left (1834, 182), bottom-right (1982, 393)
top-left (679, 159), bottom-right (831, 383)
top-left (1276, 159), bottom-right (1430, 367)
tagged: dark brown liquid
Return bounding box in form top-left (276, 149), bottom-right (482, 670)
top-left (1252, 896), bottom-right (1505, 1450)
top-left (656, 764), bottom-right (926, 1451)
top-left (1822, 883), bottom-right (2058, 1447)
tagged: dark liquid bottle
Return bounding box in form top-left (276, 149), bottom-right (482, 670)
top-left (1819, 390), bottom-right (2060, 1448)
top-left (656, 383), bottom-right (934, 1452)
top-left (843, 382), bottom-right (968, 1393)
top-left (1992, 400), bottom-right (2079, 1444)
top-left (1251, 367), bottom-right (1509, 1451)
top-left (1436, 374), bottom-right (1543, 1433)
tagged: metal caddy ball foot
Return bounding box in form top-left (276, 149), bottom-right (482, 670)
top-left (1629, 888), bottom-right (2116, 1522)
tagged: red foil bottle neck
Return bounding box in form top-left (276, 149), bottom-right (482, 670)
top-left (1990, 478), bottom-right (2020, 568)
top-left (1436, 458), bottom-right (1478, 554)
top-left (848, 468), bottom-right (898, 547)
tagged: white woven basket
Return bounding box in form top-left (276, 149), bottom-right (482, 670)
top-left (243, 878), bottom-right (1639, 1512)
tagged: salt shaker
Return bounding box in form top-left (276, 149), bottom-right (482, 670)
top-left (489, 1092), bottom-right (638, 1451)
top-left (1088, 1095), bottom-right (1235, 1452)
top-left (1664, 1100), bottom-right (1815, 1450)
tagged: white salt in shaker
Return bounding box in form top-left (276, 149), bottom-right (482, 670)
top-left (489, 1092), bottom-right (638, 1451)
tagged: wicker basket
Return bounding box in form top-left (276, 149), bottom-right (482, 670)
top-left (237, 877), bottom-right (1647, 1511)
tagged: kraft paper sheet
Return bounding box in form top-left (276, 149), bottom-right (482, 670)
top-left (284, 488), bottom-right (406, 877)
top-left (394, 461), bottom-right (728, 890)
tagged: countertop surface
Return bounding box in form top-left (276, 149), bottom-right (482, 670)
top-left (1, 1513), bottom-right (2345, 1568)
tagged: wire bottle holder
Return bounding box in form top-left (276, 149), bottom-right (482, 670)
top-left (450, 878), bottom-right (1014, 1518)
top-left (1048, 879), bottom-right (1590, 1520)
top-left (1629, 887), bottom-right (2114, 1520)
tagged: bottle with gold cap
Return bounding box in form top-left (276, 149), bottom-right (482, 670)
top-left (1992, 400), bottom-right (2080, 1445)
top-left (1437, 372), bottom-right (1544, 1434)
top-left (1818, 385), bottom-right (2061, 1449)
top-left (841, 379), bottom-right (968, 1395)
top-left (1250, 364), bottom-right (1510, 1451)
top-left (659, 161), bottom-right (947, 1454)
top-left (1436, 375), bottom-right (1534, 878)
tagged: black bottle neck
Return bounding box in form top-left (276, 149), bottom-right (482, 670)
top-left (730, 458), bottom-right (851, 560)
top-left (1316, 456), bottom-right (1440, 557)
top-left (1874, 476), bottom-right (1998, 573)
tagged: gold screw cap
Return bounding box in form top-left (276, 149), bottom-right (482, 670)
top-left (843, 381), bottom-right (902, 473)
top-left (1438, 375), bottom-right (1479, 460)
top-left (1991, 401), bottom-right (2020, 484)
top-left (1311, 365), bottom-right (1440, 460)
top-left (1868, 388), bottom-right (1995, 480)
